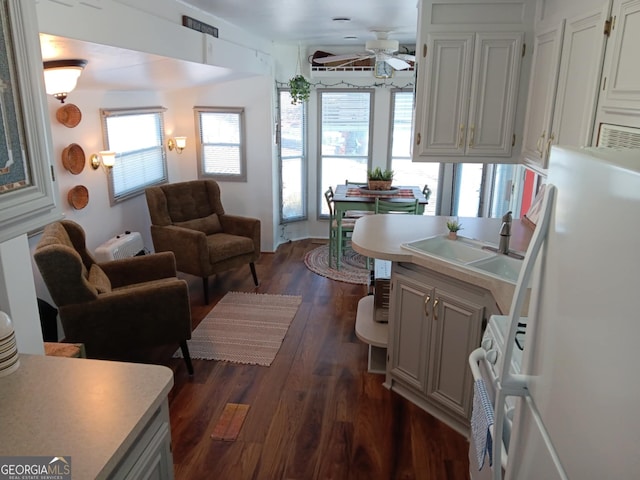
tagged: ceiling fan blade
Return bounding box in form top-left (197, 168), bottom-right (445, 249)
top-left (313, 53), bottom-right (369, 64)
top-left (384, 56), bottom-right (411, 70)
top-left (396, 53), bottom-right (416, 62)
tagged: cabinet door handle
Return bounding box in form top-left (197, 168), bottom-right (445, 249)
top-left (469, 125), bottom-right (475, 147)
top-left (433, 298), bottom-right (439, 320)
top-left (424, 295), bottom-right (431, 317)
top-left (458, 124), bottom-right (465, 148)
top-left (546, 133), bottom-right (555, 158)
top-left (536, 131), bottom-right (546, 155)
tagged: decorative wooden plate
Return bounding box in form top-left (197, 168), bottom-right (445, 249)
top-left (61, 143), bottom-right (86, 175)
top-left (68, 185), bottom-right (89, 210)
top-left (56, 104), bottom-right (82, 128)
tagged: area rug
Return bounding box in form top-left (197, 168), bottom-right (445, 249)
top-left (303, 244), bottom-right (370, 285)
top-left (174, 291), bottom-right (302, 366)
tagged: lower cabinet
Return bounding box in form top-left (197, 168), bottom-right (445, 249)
top-left (386, 263), bottom-right (498, 435)
top-left (110, 400), bottom-right (175, 480)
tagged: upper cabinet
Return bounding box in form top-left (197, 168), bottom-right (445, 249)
top-left (412, 0), bottom-right (534, 164)
top-left (415, 32), bottom-right (523, 159)
top-left (594, 0), bottom-right (640, 135)
top-left (521, 2), bottom-right (612, 171)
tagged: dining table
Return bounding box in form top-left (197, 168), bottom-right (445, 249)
top-left (332, 184), bottom-right (429, 269)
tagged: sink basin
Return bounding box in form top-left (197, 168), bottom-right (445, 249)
top-left (402, 235), bottom-right (494, 263)
top-left (467, 255), bottom-right (523, 283)
top-left (402, 234), bottom-right (525, 284)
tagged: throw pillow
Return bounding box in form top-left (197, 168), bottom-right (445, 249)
top-left (89, 264), bottom-right (112, 294)
top-left (175, 213), bottom-right (222, 235)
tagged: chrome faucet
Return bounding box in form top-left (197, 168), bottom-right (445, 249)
top-left (498, 211), bottom-right (512, 254)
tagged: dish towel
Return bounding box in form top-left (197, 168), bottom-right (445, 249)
top-left (471, 378), bottom-right (495, 470)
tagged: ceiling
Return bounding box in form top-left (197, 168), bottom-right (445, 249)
top-left (179, 0), bottom-right (419, 46)
top-left (40, 1), bottom-right (419, 92)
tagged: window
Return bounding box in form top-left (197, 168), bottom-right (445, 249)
top-left (389, 89), bottom-right (439, 215)
top-left (195, 107), bottom-right (246, 181)
top-left (319, 89), bottom-right (372, 215)
top-left (278, 90), bottom-right (307, 222)
top-left (101, 107), bottom-right (167, 204)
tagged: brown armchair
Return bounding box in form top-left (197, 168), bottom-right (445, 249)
top-left (145, 180), bottom-right (261, 304)
top-left (33, 220), bottom-right (194, 374)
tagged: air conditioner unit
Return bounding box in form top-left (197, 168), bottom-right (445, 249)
top-left (596, 123), bottom-right (640, 149)
top-left (95, 231), bottom-right (145, 262)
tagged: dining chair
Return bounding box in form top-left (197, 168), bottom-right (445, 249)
top-left (324, 187), bottom-right (356, 269)
top-left (375, 197), bottom-right (420, 214)
top-left (344, 179), bottom-right (375, 219)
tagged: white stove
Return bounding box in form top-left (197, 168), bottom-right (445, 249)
top-left (469, 315), bottom-right (527, 479)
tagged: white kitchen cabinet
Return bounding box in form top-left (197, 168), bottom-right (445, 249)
top-left (520, 23), bottom-right (564, 169)
top-left (522, 3), bottom-right (612, 170)
top-left (413, 32), bottom-right (523, 160)
top-left (113, 401), bottom-right (175, 480)
top-left (599, 0), bottom-right (640, 110)
top-left (386, 263), bottom-right (495, 435)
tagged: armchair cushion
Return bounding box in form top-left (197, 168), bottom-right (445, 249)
top-left (175, 213), bottom-right (222, 235)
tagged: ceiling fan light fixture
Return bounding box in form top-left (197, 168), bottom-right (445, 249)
top-left (43, 59), bottom-right (87, 103)
top-left (365, 39), bottom-right (399, 54)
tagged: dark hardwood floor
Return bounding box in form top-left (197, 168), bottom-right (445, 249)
top-left (150, 239), bottom-right (470, 480)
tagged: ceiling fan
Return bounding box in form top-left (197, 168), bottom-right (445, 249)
top-left (312, 31), bottom-right (415, 78)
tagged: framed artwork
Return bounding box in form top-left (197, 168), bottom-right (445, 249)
top-left (0, 0), bottom-right (60, 243)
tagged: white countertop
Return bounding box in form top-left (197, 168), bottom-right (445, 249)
top-left (0, 354), bottom-right (174, 479)
top-left (351, 215), bottom-right (533, 313)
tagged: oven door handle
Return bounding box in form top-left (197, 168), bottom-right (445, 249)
top-left (469, 347), bottom-right (485, 381)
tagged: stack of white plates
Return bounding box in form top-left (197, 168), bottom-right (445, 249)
top-left (0, 311), bottom-right (19, 377)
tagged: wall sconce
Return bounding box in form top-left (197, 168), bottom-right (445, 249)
top-left (168, 136), bottom-right (187, 154)
top-left (90, 151), bottom-right (116, 173)
top-left (43, 59), bottom-right (88, 104)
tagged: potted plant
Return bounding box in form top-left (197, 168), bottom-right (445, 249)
top-left (367, 167), bottom-right (394, 191)
top-left (288, 74), bottom-right (311, 105)
top-left (446, 218), bottom-right (463, 240)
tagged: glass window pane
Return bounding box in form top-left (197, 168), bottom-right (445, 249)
top-left (196, 108), bottom-right (246, 181)
top-left (319, 90), bottom-right (372, 216)
top-left (454, 163), bottom-right (484, 217)
top-left (279, 90), bottom-right (306, 222)
top-left (102, 109), bottom-right (167, 203)
top-left (390, 90), bottom-right (439, 216)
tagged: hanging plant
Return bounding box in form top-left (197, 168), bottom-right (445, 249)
top-left (288, 74), bottom-right (310, 105)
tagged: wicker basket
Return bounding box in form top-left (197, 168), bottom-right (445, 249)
top-left (56, 104), bottom-right (82, 128)
top-left (62, 143), bottom-right (86, 175)
top-left (68, 185), bottom-right (89, 210)
top-left (367, 180), bottom-right (392, 191)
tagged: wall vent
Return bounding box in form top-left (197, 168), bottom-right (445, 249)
top-left (597, 123), bottom-right (640, 149)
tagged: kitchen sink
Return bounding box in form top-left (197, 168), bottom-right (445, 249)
top-left (402, 235), bottom-right (494, 263)
top-left (402, 234), bottom-right (524, 284)
top-left (466, 255), bottom-right (523, 283)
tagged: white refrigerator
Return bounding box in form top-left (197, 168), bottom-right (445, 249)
top-left (505, 146), bottom-right (640, 479)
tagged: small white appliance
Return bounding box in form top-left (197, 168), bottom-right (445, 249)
top-left (95, 231), bottom-right (144, 261)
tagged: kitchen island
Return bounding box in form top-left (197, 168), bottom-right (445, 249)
top-left (351, 214), bottom-right (532, 435)
top-left (0, 354), bottom-right (175, 479)
top-left (351, 214), bottom-right (532, 313)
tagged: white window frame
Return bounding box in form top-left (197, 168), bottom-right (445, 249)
top-left (195, 106), bottom-right (247, 182)
top-left (278, 89), bottom-right (307, 223)
top-left (318, 88), bottom-right (373, 218)
top-left (101, 106), bottom-right (168, 205)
